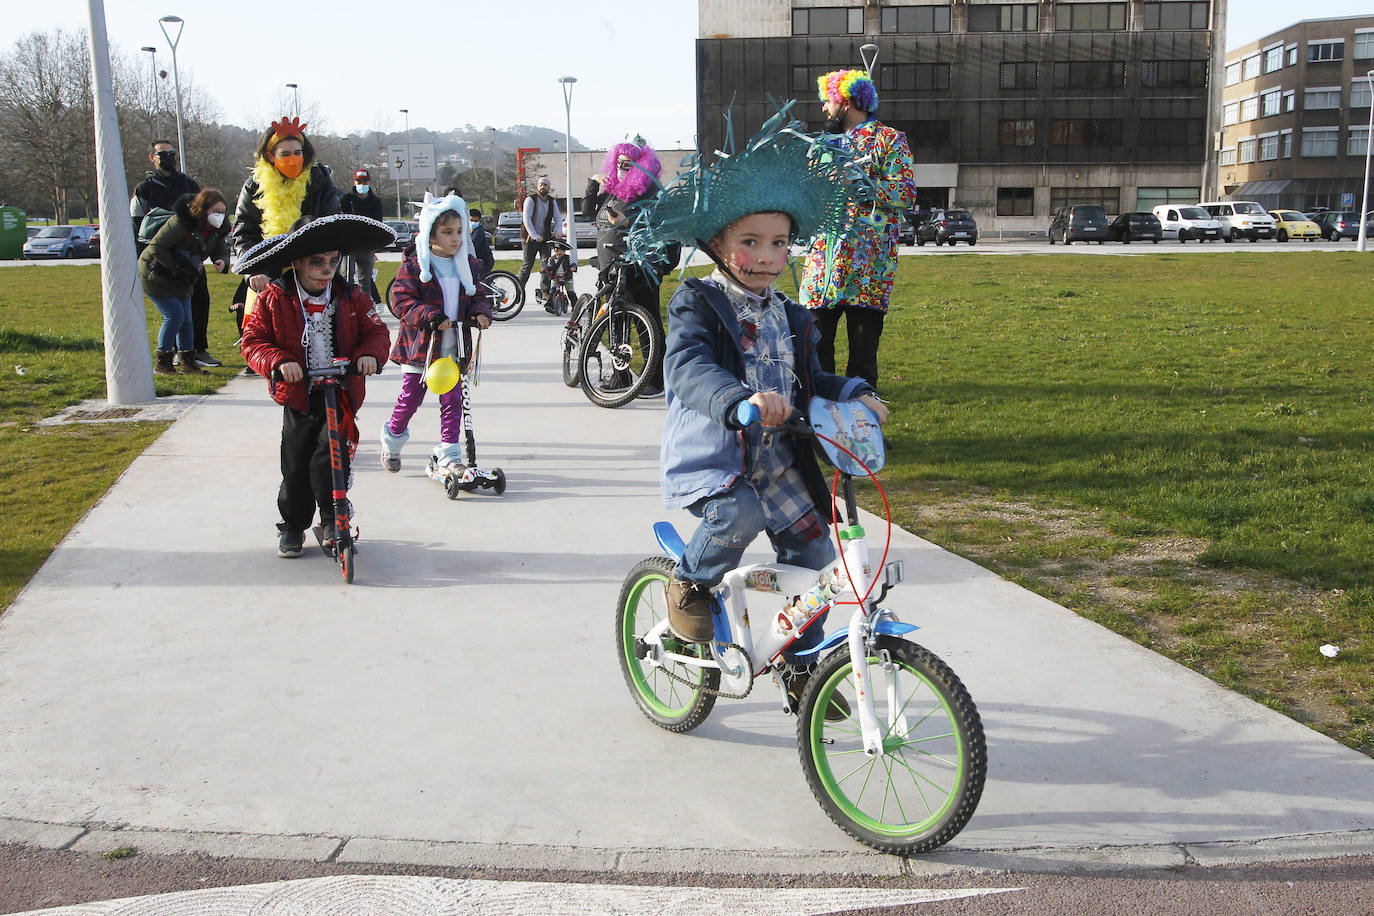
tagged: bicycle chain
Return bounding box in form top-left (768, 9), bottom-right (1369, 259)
top-left (657, 640), bottom-right (756, 700)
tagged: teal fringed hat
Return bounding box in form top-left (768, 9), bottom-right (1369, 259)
top-left (622, 100), bottom-right (874, 270)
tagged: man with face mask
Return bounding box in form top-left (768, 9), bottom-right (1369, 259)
top-left (131, 140), bottom-right (223, 367)
top-left (339, 169), bottom-right (384, 302)
top-left (515, 176), bottom-right (563, 299)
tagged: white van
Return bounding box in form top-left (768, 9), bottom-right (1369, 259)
top-left (1196, 200), bottom-right (1276, 242)
top-left (1152, 205), bottom-right (1223, 243)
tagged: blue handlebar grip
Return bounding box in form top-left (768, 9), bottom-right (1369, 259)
top-left (735, 400), bottom-right (760, 427)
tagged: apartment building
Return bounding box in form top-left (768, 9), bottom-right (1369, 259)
top-left (697, 1), bottom-right (1227, 234)
top-left (1220, 16), bottom-right (1374, 211)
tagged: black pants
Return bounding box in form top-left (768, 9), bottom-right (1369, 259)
top-left (628, 269), bottom-right (665, 389)
top-left (517, 238), bottom-right (553, 291)
top-left (813, 306), bottom-right (885, 392)
top-left (191, 267), bottom-right (211, 351)
top-left (278, 390), bottom-right (348, 533)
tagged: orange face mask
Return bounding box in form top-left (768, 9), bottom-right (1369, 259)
top-left (273, 150), bottom-right (305, 179)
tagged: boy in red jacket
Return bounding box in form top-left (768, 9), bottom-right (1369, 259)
top-left (238, 215), bottom-right (393, 558)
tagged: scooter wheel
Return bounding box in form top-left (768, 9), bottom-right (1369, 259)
top-left (340, 543), bottom-right (355, 584)
top-left (492, 467), bottom-right (506, 495)
top-left (444, 474), bottom-right (461, 500)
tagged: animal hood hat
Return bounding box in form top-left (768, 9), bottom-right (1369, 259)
top-left (416, 191), bottom-right (475, 293)
top-left (818, 69), bottom-right (879, 113)
top-left (621, 99), bottom-right (875, 272)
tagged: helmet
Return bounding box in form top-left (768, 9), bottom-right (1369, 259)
top-left (424, 355), bottom-right (461, 395)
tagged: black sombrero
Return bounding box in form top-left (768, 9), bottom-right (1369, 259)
top-left (233, 214), bottom-right (396, 275)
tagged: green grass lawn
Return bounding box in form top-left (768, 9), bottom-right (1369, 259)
top-left (2, 252), bottom-right (1372, 752)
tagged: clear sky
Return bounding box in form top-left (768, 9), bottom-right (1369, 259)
top-left (10, 2), bottom-right (1373, 150)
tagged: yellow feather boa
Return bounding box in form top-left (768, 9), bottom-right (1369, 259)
top-left (251, 158), bottom-right (311, 237)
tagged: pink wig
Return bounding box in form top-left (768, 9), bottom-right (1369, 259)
top-left (601, 141), bottom-right (662, 202)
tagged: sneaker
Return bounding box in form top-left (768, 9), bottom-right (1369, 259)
top-left (785, 671), bottom-right (850, 722)
top-left (193, 350), bottom-right (223, 367)
top-left (534, 288), bottom-right (547, 303)
top-left (636, 384), bottom-right (664, 399)
top-left (242, 367), bottom-right (257, 377)
top-left (665, 576), bottom-right (714, 643)
top-left (277, 529), bottom-right (304, 558)
top-left (380, 450), bottom-right (400, 472)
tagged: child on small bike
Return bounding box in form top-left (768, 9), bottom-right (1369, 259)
top-left (237, 214), bottom-right (394, 558)
top-left (623, 109), bottom-right (888, 650)
top-left (380, 192), bottom-right (493, 473)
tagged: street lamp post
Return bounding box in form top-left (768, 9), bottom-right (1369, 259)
top-left (140, 46), bottom-right (159, 135)
top-left (1358, 69), bottom-right (1374, 253)
top-left (860, 43), bottom-right (880, 82)
top-left (285, 82), bottom-right (298, 117)
top-left (558, 76), bottom-right (577, 258)
top-left (157, 15), bottom-right (186, 176)
top-left (399, 108), bottom-right (410, 217)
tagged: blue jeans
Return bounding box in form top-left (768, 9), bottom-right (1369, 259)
top-left (148, 293), bottom-right (193, 351)
top-left (676, 481), bottom-right (835, 588)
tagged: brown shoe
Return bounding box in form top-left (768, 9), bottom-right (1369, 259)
top-left (154, 349), bottom-right (176, 375)
top-left (786, 671), bottom-right (851, 722)
top-left (665, 576), bottom-right (714, 643)
top-left (177, 350), bottom-right (204, 374)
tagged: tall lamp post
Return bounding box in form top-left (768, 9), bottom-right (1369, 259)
top-left (1358, 69), bottom-right (1374, 253)
top-left (285, 82), bottom-right (299, 117)
top-left (558, 76), bottom-right (577, 258)
top-left (140, 46), bottom-right (159, 135)
top-left (158, 15), bottom-right (186, 176)
top-left (399, 107), bottom-right (410, 216)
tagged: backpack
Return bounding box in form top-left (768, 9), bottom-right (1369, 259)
top-left (137, 207), bottom-right (176, 247)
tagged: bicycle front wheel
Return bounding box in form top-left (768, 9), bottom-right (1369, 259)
top-left (616, 556), bottom-right (718, 732)
top-left (797, 636), bottom-right (986, 854)
top-left (561, 294), bottom-right (594, 388)
top-left (579, 302), bottom-right (661, 408)
top-left (485, 270), bottom-right (525, 321)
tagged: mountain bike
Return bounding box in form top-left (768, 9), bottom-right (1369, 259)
top-left (571, 257), bottom-right (662, 408)
top-left (384, 269), bottom-right (523, 321)
top-left (615, 397), bottom-right (987, 854)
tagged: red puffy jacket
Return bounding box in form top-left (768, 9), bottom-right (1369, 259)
top-left (241, 274), bottom-right (391, 412)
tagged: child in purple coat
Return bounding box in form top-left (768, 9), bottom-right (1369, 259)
top-left (380, 193), bottom-right (493, 472)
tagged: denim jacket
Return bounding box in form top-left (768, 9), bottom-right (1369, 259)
top-left (660, 276), bottom-right (871, 510)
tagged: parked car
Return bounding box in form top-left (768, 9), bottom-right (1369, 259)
top-left (88, 227), bottom-right (101, 258)
top-left (1312, 210), bottom-right (1368, 241)
top-left (1151, 205), bottom-right (1221, 242)
top-left (897, 210), bottom-right (916, 245)
top-left (382, 220), bottom-right (413, 251)
top-left (572, 217), bottom-right (598, 248)
top-left (1047, 205), bottom-right (1109, 245)
top-left (916, 208), bottom-right (978, 246)
top-left (493, 211), bottom-right (523, 250)
top-left (1106, 212), bottom-right (1162, 243)
top-left (1197, 200), bottom-right (1275, 242)
top-left (1267, 210), bottom-right (1320, 242)
top-left (21, 225), bottom-right (98, 259)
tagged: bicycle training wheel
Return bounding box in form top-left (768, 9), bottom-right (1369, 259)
top-left (797, 636), bottom-right (986, 854)
top-left (561, 295), bottom-right (594, 388)
top-left (579, 302), bottom-right (661, 409)
top-left (616, 556), bottom-right (718, 732)
top-left (485, 270), bottom-right (525, 321)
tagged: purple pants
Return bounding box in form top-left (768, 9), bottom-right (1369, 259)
top-left (387, 371), bottom-right (465, 444)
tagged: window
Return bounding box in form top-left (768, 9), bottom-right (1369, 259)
top-left (1136, 186), bottom-right (1198, 210)
top-left (879, 63), bottom-right (952, 92)
top-left (1142, 2), bottom-right (1209, 30)
top-left (1053, 60), bottom-right (1126, 89)
top-left (1225, 62), bottom-right (1241, 86)
top-left (1280, 130), bottom-right (1292, 158)
top-left (1302, 128), bottom-right (1339, 157)
top-left (1222, 101), bottom-right (1238, 126)
top-left (793, 7), bottom-right (863, 35)
top-left (1357, 30), bottom-right (1374, 59)
top-left (1287, 45), bottom-right (1298, 66)
top-left (1264, 44), bottom-right (1284, 73)
top-left (1258, 133), bottom-right (1279, 160)
top-left (999, 119), bottom-right (1038, 146)
top-left (1139, 119), bottom-right (1203, 146)
top-left (1304, 87), bottom-right (1342, 110)
top-left (1051, 118), bottom-right (1123, 145)
top-left (1308, 40), bottom-right (1344, 63)
top-left (1260, 88), bottom-right (1281, 118)
top-left (997, 187), bottom-right (1035, 216)
top-left (969, 4), bottom-right (1038, 31)
top-left (1140, 60), bottom-right (1207, 88)
top-left (1241, 55), bottom-right (1260, 80)
top-left (1353, 78), bottom-right (1373, 109)
top-left (1055, 3), bottom-right (1126, 31)
top-left (880, 5), bottom-right (951, 33)
top-left (1237, 137), bottom-right (1257, 163)
top-left (1049, 186), bottom-right (1120, 213)
top-left (1351, 128), bottom-right (1370, 157)
top-left (1240, 96), bottom-right (1258, 121)
top-left (1284, 90), bottom-right (1295, 112)
top-left (909, 120), bottom-right (952, 147)
top-left (1219, 147), bottom-right (1236, 166)
top-left (1000, 62), bottom-right (1039, 89)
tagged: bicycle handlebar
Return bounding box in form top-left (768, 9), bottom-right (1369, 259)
top-left (270, 359), bottom-right (380, 382)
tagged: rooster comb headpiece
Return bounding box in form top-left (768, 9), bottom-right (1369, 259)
top-left (269, 116), bottom-right (308, 146)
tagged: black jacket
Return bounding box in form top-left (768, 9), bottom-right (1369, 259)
top-left (131, 169), bottom-right (201, 244)
top-left (340, 189), bottom-right (385, 221)
top-left (138, 194), bottom-right (232, 297)
top-left (232, 161), bottom-right (340, 257)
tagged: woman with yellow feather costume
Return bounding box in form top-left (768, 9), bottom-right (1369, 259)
top-left (231, 117), bottom-right (341, 327)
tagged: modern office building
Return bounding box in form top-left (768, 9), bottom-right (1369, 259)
top-left (1219, 16), bottom-right (1374, 211)
top-left (697, 1), bottom-right (1228, 234)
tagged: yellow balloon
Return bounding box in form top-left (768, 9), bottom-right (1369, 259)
top-left (425, 356), bottom-right (461, 394)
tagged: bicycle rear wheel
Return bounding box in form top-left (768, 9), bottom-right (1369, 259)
top-left (579, 302), bottom-right (661, 408)
top-left (561, 294), bottom-right (594, 387)
top-left (485, 270), bottom-right (525, 321)
top-left (797, 636), bottom-right (986, 854)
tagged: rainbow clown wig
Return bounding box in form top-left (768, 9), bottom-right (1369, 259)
top-left (817, 69), bottom-right (879, 113)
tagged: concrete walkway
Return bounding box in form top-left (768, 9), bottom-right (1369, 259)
top-left (1, 309), bottom-right (1372, 880)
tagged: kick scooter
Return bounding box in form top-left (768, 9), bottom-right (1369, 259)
top-left (423, 326), bottom-right (507, 500)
